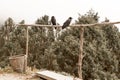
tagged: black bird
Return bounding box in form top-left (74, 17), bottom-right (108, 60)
top-left (62, 17), bottom-right (72, 29)
top-left (105, 17), bottom-right (109, 22)
top-left (94, 12), bottom-right (98, 21)
top-left (51, 16), bottom-right (57, 29)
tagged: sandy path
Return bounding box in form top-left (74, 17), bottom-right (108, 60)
top-left (0, 73), bottom-right (29, 80)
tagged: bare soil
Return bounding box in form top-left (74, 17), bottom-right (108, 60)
top-left (0, 73), bottom-right (27, 80)
top-left (0, 73), bottom-right (40, 80)
top-left (0, 66), bottom-right (40, 80)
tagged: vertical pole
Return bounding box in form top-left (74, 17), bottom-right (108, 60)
top-left (26, 26), bottom-right (29, 59)
top-left (25, 26), bottom-right (29, 72)
top-left (78, 26), bottom-right (84, 80)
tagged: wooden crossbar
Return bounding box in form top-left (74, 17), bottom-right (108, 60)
top-left (16, 21), bottom-right (120, 27)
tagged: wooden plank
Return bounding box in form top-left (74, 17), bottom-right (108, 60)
top-left (36, 72), bottom-right (55, 80)
top-left (36, 70), bottom-right (77, 80)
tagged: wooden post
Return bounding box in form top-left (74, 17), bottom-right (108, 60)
top-left (78, 26), bottom-right (84, 80)
top-left (26, 26), bottom-right (29, 59)
top-left (25, 26), bottom-right (29, 72)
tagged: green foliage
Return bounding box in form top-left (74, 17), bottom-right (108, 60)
top-left (28, 15), bottom-right (55, 69)
top-left (0, 10), bottom-right (119, 80)
top-left (75, 9), bottom-right (99, 24)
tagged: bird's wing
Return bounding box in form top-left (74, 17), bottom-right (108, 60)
top-left (52, 18), bottom-right (56, 25)
top-left (62, 20), bottom-right (71, 29)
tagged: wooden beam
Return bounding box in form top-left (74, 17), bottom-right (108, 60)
top-left (26, 27), bottom-right (29, 58)
top-left (17, 24), bottom-right (61, 28)
top-left (16, 21), bottom-right (120, 27)
top-left (78, 27), bottom-right (84, 80)
top-left (70, 21), bottom-right (120, 27)
top-left (25, 26), bottom-right (29, 72)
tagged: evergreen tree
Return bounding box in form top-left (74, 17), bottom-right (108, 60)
top-left (0, 11), bottom-right (119, 80)
top-left (0, 18), bottom-right (15, 67)
top-left (28, 15), bottom-right (55, 69)
top-left (45, 10), bottom-right (120, 79)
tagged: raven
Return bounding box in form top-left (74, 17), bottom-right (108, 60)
top-left (62, 17), bottom-right (72, 29)
top-left (105, 17), bottom-right (109, 22)
top-left (51, 16), bottom-right (57, 29)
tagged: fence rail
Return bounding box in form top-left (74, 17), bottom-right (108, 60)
top-left (16, 21), bottom-right (120, 27)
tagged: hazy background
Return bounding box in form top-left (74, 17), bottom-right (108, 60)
top-left (0, 0), bottom-right (120, 30)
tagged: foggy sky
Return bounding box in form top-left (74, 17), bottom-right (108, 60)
top-left (0, 0), bottom-right (120, 31)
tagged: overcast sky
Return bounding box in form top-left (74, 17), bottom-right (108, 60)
top-left (0, 0), bottom-right (120, 30)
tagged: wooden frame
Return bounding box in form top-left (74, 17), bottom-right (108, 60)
top-left (17, 21), bottom-right (120, 80)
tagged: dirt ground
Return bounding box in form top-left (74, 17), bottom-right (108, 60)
top-left (0, 73), bottom-right (40, 80)
top-left (0, 66), bottom-right (40, 80)
top-left (0, 73), bottom-right (27, 80)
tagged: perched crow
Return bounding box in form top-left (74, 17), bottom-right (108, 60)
top-left (93, 12), bottom-right (98, 21)
top-left (105, 17), bottom-right (109, 22)
top-left (51, 16), bottom-right (57, 29)
top-left (62, 17), bottom-right (72, 29)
